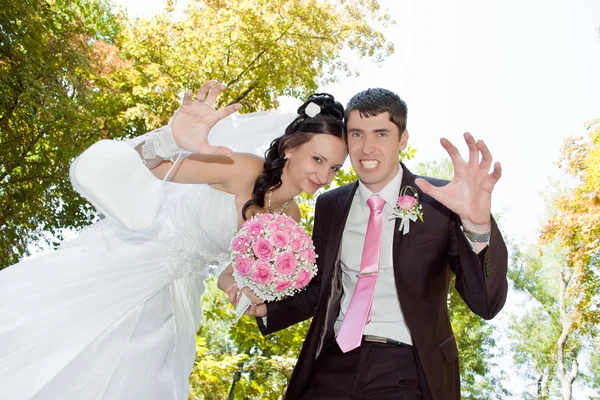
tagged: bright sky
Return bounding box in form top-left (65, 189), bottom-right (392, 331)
top-left (117, 0), bottom-right (600, 244)
top-left (117, 0), bottom-right (600, 395)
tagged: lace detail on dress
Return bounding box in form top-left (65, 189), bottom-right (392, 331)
top-left (160, 232), bottom-right (211, 280)
top-left (157, 184), bottom-right (238, 280)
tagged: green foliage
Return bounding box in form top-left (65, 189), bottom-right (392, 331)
top-left (191, 277), bottom-right (310, 399)
top-left (0, 0), bottom-right (130, 268)
top-left (506, 120), bottom-right (600, 399)
top-left (0, 0), bottom-right (393, 269)
top-left (541, 120), bottom-right (600, 335)
top-left (508, 239), bottom-right (599, 398)
top-left (414, 157), bottom-right (453, 180)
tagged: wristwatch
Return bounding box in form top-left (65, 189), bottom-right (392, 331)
top-left (463, 228), bottom-right (491, 243)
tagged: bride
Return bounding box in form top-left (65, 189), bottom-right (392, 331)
top-left (0, 80), bottom-right (347, 400)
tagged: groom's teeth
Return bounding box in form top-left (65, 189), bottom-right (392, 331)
top-left (361, 160), bottom-right (379, 169)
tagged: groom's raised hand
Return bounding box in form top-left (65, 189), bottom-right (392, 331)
top-left (414, 133), bottom-right (502, 233)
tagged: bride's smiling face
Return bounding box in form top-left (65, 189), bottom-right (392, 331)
top-left (283, 133), bottom-right (347, 195)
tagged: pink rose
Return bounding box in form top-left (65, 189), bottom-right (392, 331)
top-left (396, 195), bottom-right (417, 210)
top-left (290, 237), bottom-right (304, 252)
top-left (253, 262), bottom-right (273, 284)
top-left (235, 256), bottom-right (253, 276)
top-left (246, 220), bottom-right (264, 238)
top-left (272, 232), bottom-right (289, 248)
top-left (275, 252), bottom-right (298, 275)
top-left (257, 214), bottom-right (272, 223)
top-left (275, 280), bottom-right (292, 292)
top-left (301, 247), bottom-right (317, 264)
top-left (294, 270), bottom-right (312, 289)
top-left (268, 221), bottom-right (282, 234)
top-left (298, 228), bottom-right (310, 242)
top-left (253, 238), bottom-right (274, 261)
top-left (282, 224), bottom-right (294, 236)
top-left (232, 235), bottom-right (251, 253)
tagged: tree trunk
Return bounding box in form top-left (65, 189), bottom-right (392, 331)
top-left (536, 373), bottom-right (543, 399)
top-left (227, 361), bottom-right (245, 400)
top-left (556, 269), bottom-right (578, 400)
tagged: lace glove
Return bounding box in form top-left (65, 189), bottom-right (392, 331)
top-left (140, 119), bottom-right (191, 163)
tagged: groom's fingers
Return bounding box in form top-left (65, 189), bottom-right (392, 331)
top-left (415, 178), bottom-right (435, 196)
top-left (440, 138), bottom-right (463, 166)
top-left (464, 133), bottom-right (479, 165)
top-left (246, 304), bottom-right (267, 317)
top-left (490, 162), bottom-right (502, 183)
top-left (242, 287), bottom-right (262, 304)
top-left (478, 140), bottom-right (493, 171)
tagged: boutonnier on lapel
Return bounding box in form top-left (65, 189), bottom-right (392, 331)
top-left (391, 186), bottom-right (424, 235)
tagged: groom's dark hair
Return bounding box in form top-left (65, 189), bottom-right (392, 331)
top-left (345, 88), bottom-right (408, 140)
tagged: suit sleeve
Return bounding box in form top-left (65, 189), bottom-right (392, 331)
top-left (256, 196), bottom-right (325, 335)
top-left (448, 215), bottom-right (508, 320)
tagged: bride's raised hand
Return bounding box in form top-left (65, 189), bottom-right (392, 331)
top-left (171, 80), bottom-right (242, 156)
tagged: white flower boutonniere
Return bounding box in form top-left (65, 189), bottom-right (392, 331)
top-left (391, 186), bottom-right (424, 235)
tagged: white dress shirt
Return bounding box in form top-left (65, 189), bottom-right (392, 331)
top-left (334, 168), bottom-right (413, 344)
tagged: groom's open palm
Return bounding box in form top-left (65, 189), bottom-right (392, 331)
top-left (415, 133), bottom-right (502, 227)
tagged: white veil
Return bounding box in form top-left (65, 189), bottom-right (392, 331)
top-left (125, 110), bottom-right (298, 158)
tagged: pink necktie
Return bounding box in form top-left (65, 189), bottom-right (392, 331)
top-left (336, 195), bottom-right (386, 353)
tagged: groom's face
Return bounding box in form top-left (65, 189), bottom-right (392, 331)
top-left (346, 110), bottom-right (408, 193)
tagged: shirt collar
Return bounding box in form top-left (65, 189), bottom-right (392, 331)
top-left (357, 166), bottom-right (403, 208)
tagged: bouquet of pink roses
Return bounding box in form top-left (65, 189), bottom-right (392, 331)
top-left (229, 213), bottom-right (318, 321)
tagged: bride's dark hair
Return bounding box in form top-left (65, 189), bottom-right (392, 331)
top-left (242, 93), bottom-right (345, 219)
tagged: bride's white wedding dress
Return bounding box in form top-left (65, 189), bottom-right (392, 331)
top-left (0, 111), bottom-right (297, 400)
top-left (0, 184), bottom-right (237, 400)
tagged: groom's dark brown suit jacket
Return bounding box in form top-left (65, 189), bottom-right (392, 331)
top-left (258, 164), bottom-right (508, 400)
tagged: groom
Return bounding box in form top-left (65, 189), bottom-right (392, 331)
top-left (251, 88), bottom-right (508, 399)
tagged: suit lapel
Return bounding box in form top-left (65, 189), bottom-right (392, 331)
top-left (315, 181), bottom-right (358, 357)
top-left (392, 164), bottom-right (422, 268)
top-left (323, 181), bottom-right (358, 273)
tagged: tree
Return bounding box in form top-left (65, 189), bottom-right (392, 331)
top-left (0, 0), bottom-right (128, 269)
top-left (0, 0), bottom-right (394, 269)
top-left (540, 120), bottom-right (600, 336)
top-left (508, 122), bottom-right (600, 399)
top-left (116, 0), bottom-right (394, 120)
top-left (509, 241), bottom-right (599, 400)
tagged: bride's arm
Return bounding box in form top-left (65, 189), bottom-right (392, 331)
top-left (145, 152), bottom-right (263, 186)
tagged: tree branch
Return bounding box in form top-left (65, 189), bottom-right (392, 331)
top-left (228, 82), bottom-right (258, 105)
